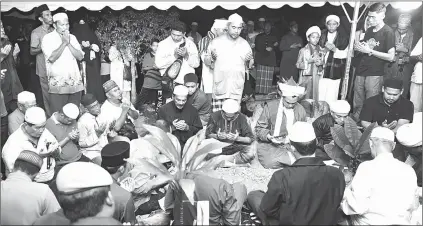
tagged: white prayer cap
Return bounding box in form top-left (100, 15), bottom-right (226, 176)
top-left (173, 85), bottom-right (189, 97)
top-left (329, 100), bottom-right (350, 115)
top-left (25, 107), bottom-right (46, 125)
top-left (306, 26), bottom-right (321, 37)
top-left (247, 20), bottom-right (254, 25)
top-left (212, 19), bottom-right (229, 30)
top-left (258, 18), bottom-right (266, 22)
top-left (396, 123), bottom-right (422, 147)
top-left (228, 13), bottom-right (244, 25)
top-left (17, 91), bottom-right (36, 104)
top-left (191, 22), bottom-right (198, 26)
top-left (56, 162), bottom-right (113, 194)
top-left (222, 99), bottom-right (240, 114)
top-left (62, 103), bottom-right (80, 120)
top-left (278, 79), bottom-right (305, 97)
top-left (370, 127), bottom-right (395, 142)
top-left (326, 15), bottom-right (340, 24)
top-left (52, 12), bottom-right (68, 22)
top-left (289, 121), bottom-right (316, 143)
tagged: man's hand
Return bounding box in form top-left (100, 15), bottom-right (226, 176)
top-left (122, 102), bottom-right (131, 112)
top-left (135, 179), bottom-right (155, 194)
top-left (1, 69), bottom-right (6, 80)
top-left (82, 40), bottom-right (91, 48)
top-left (273, 42), bottom-right (279, 47)
top-left (325, 42), bottom-right (336, 52)
top-left (91, 44), bottom-right (99, 52)
top-left (381, 120), bottom-right (398, 130)
top-left (1, 44), bottom-right (12, 56)
top-left (396, 43), bottom-right (408, 53)
top-left (176, 47), bottom-right (187, 57)
top-left (68, 129), bottom-right (79, 140)
top-left (267, 134), bottom-right (284, 144)
top-left (13, 43), bottom-right (20, 58)
top-left (266, 47), bottom-right (273, 52)
top-left (354, 41), bottom-right (371, 54)
top-left (211, 49), bottom-right (218, 60)
top-left (226, 130), bottom-right (239, 141)
top-left (61, 31), bottom-right (70, 45)
top-left (96, 122), bottom-right (108, 135)
top-left (217, 128), bottom-right (228, 140)
top-left (174, 120), bottom-right (189, 131)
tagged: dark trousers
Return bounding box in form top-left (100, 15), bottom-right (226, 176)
top-left (136, 87), bottom-right (158, 110)
top-left (29, 70), bottom-right (45, 110)
top-left (49, 91), bottom-right (82, 114)
top-left (17, 64), bottom-right (32, 91)
top-left (246, 190), bottom-right (280, 226)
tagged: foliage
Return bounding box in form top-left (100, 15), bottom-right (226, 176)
top-left (324, 117), bottom-right (377, 174)
top-left (94, 8), bottom-right (180, 62)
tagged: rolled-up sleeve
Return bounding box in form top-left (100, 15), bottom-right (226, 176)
top-left (31, 31), bottom-right (41, 48)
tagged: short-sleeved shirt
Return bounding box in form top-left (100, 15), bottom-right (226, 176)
top-left (0, 91), bottom-right (7, 117)
top-left (31, 25), bottom-right (54, 77)
top-left (357, 24), bottom-right (395, 77)
top-left (359, 94), bottom-right (414, 125)
top-left (8, 108), bottom-right (24, 134)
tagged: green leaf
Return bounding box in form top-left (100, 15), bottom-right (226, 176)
top-left (357, 122), bottom-right (377, 154)
top-left (344, 117), bottom-right (360, 149)
top-left (330, 124), bottom-right (351, 149)
top-left (178, 179), bottom-right (196, 205)
top-left (142, 124), bottom-right (180, 167)
top-left (188, 139), bottom-right (230, 171)
top-left (324, 143), bottom-right (351, 166)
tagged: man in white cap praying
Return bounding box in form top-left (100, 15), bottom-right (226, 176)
top-left (8, 91), bottom-right (37, 134)
top-left (254, 78), bottom-right (307, 168)
top-left (313, 100), bottom-right (351, 159)
top-left (2, 107), bottom-right (57, 183)
top-left (205, 13), bottom-right (254, 112)
top-left (187, 21), bottom-right (202, 47)
top-left (199, 18), bottom-right (228, 101)
top-left (341, 126), bottom-right (420, 225)
top-left (206, 98), bottom-right (257, 166)
top-left (158, 85), bottom-right (202, 147)
top-left (318, 14), bottom-right (349, 102)
top-left (246, 121), bottom-right (345, 225)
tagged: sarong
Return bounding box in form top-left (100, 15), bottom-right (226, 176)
top-left (255, 65), bottom-right (274, 94)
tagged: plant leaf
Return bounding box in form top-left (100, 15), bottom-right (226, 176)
top-left (142, 124), bottom-right (180, 167)
top-left (188, 139), bottom-right (230, 171)
top-left (357, 122), bottom-right (377, 154)
top-left (344, 145), bottom-right (355, 158)
top-left (179, 179), bottom-right (196, 205)
top-left (330, 124), bottom-right (351, 149)
top-left (195, 156), bottom-right (226, 172)
top-left (344, 117), bottom-right (360, 149)
top-left (125, 157), bottom-right (170, 177)
top-left (324, 143), bottom-right (351, 166)
top-left (181, 132), bottom-right (201, 171)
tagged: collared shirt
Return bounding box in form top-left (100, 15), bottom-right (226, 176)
top-left (31, 25), bottom-right (54, 77)
top-left (206, 111), bottom-right (255, 143)
top-left (33, 209), bottom-right (70, 225)
top-left (341, 153), bottom-right (419, 225)
top-left (411, 37), bottom-right (422, 84)
top-left (254, 32), bottom-right (278, 66)
top-left (41, 30), bottom-right (84, 94)
top-left (359, 94), bottom-right (414, 125)
top-left (97, 100), bottom-right (138, 136)
top-left (77, 112), bottom-right (108, 159)
top-left (8, 108), bottom-right (24, 134)
top-left (260, 157), bottom-right (345, 225)
top-left (1, 171), bottom-right (60, 225)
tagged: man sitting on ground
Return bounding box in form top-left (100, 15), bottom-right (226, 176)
top-left (8, 91), bottom-right (37, 134)
top-left (184, 73), bottom-right (211, 126)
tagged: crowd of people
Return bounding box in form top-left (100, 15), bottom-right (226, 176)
top-left (0, 2), bottom-right (422, 226)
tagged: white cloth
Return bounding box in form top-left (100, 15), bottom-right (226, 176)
top-left (318, 78), bottom-right (341, 104)
top-left (52, 13), bottom-right (68, 22)
top-left (306, 26), bottom-right (321, 38)
top-left (326, 15), bottom-right (340, 24)
top-left (411, 38), bottom-right (422, 84)
top-left (288, 121), bottom-right (316, 142)
top-left (341, 153), bottom-right (419, 225)
top-left (17, 91), bottom-right (36, 103)
top-left (228, 13), bottom-right (243, 24)
top-left (370, 127), bottom-right (395, 142)
top-left (273, 98), bottom-right (284, 137)
top-left (396, 123), bottom-right (422, 147)
top-left (97, 100), bottom-right (138, 136)
top-left (25, 107), bottom-right (46, 126)
top-left (200, 52), bottom-right (213, 94)
top-left (324, 31), bottom-right (348, 64)
top-left (77, 113), bottom-right (108, 159)
top-left (284, 108), bottom-right (295, 134)
top-left (108, 46), bottom-right (132, 92)
top-left (62, 103), bottom-right (79, 120)
top-left (329, 100), bottom-right (351, 114)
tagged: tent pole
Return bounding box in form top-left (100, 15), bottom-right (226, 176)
top-left (341, 1), bottom-right (361, 100)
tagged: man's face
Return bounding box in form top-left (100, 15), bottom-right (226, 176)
top-left (191, 25), bottom-right (198, 32)
top-left (150, 42), bottom-right (158, 53)
top-left (397, 22), bottom-right (409, 34)
top-left (247, 24), bottom-right (254, 32)
top-left (170, 30), bottom-right (184, 43)
top-left (59, 113), bottom-right (75, 125)
top-left (264, 23), bottom-right (272, 34)
top-left (258, 21), bottom-right (265, 30)
top-left (283, 96), bottom-right (298, 109)
top-left (26, 123), bottom-right (46, 138)
top-left (215, 27), bottom-right (227, 36)
top-left (39, 10), bottom-right (53, 25)
top-left (107, 87), bottom-right (123, 101)
top-left (20, 101), bottom-right (37, 113)
top-left (174, 94), bottom-right (187, 109)
top-left (290, 24), bottom-right (298, 33)
top-left (308, 32), bottom-right (320, 46)
top-left (185, 82), bottom-right (197, 95)
top-left (228, 22), bottom-right (243, 40)
top-left (54, 19), bottom-right (69, 34)
top-left (367, 11), bottom-right (384, 28)
top-left (383, 87), bottom-right (402, 105)
top-left (326, 20), bottom-right (339, 33)
top-left (246, 99), bottom-right (257, 112)
top-left (331, 111), bottom-right (348, 126)
top-left (88, 103), bottom-right (101, 116)
top-left (223, 111), bottom-right (237, 121)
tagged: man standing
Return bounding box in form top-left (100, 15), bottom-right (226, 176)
top-left (319, 15), bottom-right (349, 102)
top-left (8, 91), bottom-right (37, 134)
top-left (184, 73), bottom-right (211, 126)
top-left (247, 122), bottom-right (345, 225)
top-left (157, 85), bottom-right (202, 146)
top-left (410, 37), bottom-right (422, 112)
top-left (187, 22), bottom-right (202, 47)
top-left (30, 4), bottom-right (53, 115)
top-left (198, 19), bottom-right (228, 102)
top-left (254, 21), bottom-right (278, 94)
top-left (155, 21), bottom-right (200, 86)
top-left (205, 13), bottom-right (254, 112)
top-left (352, 3), bottom-right (395, 120)
top-left (341, 127), bottom-right (419, 225)
top-left (41, 12), bottom-right (84, 114)
top-left (279, 21), bottom-right (302, 82)
top-left (1, 151), bottom-right (60, 225)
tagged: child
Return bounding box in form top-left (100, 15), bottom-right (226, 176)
top-left (296, 26), bottom-right (327, 100)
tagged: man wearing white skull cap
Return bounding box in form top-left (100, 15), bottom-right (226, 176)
top-left (41, 12), bottom-right (85, 115)
top-left (199, 18), bottom-right (228, 100)
top-left (318, 14), bottom-right (349, 103)
top-left (247, 121), bottom-right (345, 225)
top-left (205, 13), bottom-right (254, 112)
top-left (8, 91), bottom-right (37, 134)
top-left (2, 107), bottom-right (59, 183)
top-left (254, 78), bottom-right (307, 168)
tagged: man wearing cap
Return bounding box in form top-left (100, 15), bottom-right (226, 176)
top-left (206, 98), bottom-right (257, 165)
top-left (30, 4), bottom-right (54, 115)
top-left (247, 121), bottom-right (345, 225)
top-left (360, 78), bottom-right (414, 135)
top-left (312, 100), bottom-right (351, 159)
top-left (341, 127), bottom-right (419, 225)
top-left (187, 22), bottom-right (202, 47)
top-left (78, 94), bottom-right (108, 165)
top-left (245, 20), bottom-right (260, 50)
top-left (2, 107), bottom-right (57, 182)
top-left (41, 12), bottom-right (85, 114)
top-left (99, 80), bottom-right (139, 141)
top-left (100, 142), bottom-right (136, 224)
top-left (279, 21), bottom-right (303, 82)
top-left (184, 73), bottom-right (211, 126)
top-left (205, 13), bottom-right (254, 112)
top-left (158, 85), bottom-right (202, 146)
top-left (1, 151), bottom-right (60, 225)
top-left (199, 18), bottom-right (228, 102)
top-left (318, 14), bottom-right (349, 102)
top-left (254, 78), bottom-right (307, 168)
top-left (8, 91), bottom-right (37, 134)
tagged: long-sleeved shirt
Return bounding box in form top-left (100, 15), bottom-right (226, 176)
top-left (199, 31), bottom-right (217, 94)
top-left (341, 153), bottom-right (419, 225)
top-left (1, 171), bottom-right (60, 225)
top-left (77, 112), bottom-right (108, 159)
top-left (411, 37), bottom-right (422, 84)
top-left (187, 89), bottom-right (211, 125)
top-left (206, 111), bottom-right (254, 143)
top-left (7, 108), bottom-right (24, 134)
top-left (155, 36), bottom-right (199, 85)
top-left (254, 32), bottom-right (278, 66)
